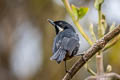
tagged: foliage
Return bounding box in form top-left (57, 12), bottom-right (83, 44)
top-left (71, 4), bottom-right (88, 21)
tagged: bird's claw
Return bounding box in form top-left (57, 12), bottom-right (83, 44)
top-left (65, 70), bottom-right (71, 74)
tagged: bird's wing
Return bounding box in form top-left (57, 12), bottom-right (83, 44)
top-left (51, 35), bottom-right (66, 63)
top-left (51, 33), bottom-right (79, 63)
top-left (50, 46), bottom-right (66, 63)
top-left (63, 36), bottom-right (80, 56)
top-left (52, 35), bottom-right (61, 54)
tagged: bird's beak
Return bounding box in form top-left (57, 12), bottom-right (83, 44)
top-left (48, 19), bottom-right (55, 26)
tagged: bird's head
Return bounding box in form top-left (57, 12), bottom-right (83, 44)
top-left (48, 19), bottom-right (75, 34)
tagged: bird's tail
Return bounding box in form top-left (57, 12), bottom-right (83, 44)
top-left (50, 48), bottom-right (66, 64)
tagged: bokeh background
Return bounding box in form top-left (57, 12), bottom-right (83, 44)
top-left (0, 0), bottom-right (120, 80)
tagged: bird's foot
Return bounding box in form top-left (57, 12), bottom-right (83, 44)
top-left (65, 70), bottom-right (71, 74)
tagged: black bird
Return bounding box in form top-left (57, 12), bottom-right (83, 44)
top-left (48, 19), bottom-right (80, 72)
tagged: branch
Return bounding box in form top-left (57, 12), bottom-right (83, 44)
top-left (62, 25), bottom-right (120, 80)
top-left (103, 34), bottom-right (120, 51)
top-left (85, 72), bottom-right (120, 80)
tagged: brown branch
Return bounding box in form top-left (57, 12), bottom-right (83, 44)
top-left (62, 25), bottom-right (120, 80)
top-left (103, 34), bottom-right (120, 51)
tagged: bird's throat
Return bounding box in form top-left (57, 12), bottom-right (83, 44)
top-left (57, 26), bottom-right (64, 32)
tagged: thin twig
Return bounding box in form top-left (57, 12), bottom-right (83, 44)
top-left (85, 63), bottom-right (96, 76)
top-left (105, 72), bottom-right (120, 79)
top-left (98, 4), bottom-right (104, 38)
top-left (85, 72), bottom-right (120, 80)
top-left (62, 25), bottom-right (120, 80)
top-left (96, 53), bottom-right (104, 75)
top-left (89, 23), bottom-right (97, 42)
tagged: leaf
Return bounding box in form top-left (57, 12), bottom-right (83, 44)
top-left (71, 4), bottom-right (78, 17)
top-left (71, 4), bottom-right (89, 20)
top-left (77, 7), bottom-right (89, 20)
top-left (94, 0), bottom-right (104, 10)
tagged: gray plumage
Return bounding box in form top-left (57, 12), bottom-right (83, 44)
top-left (50, 29), bottom-right (80, 63)
top-left (48, 19), bottom-right (80, 65)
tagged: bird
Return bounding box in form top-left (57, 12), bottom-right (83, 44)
top-left (48, 19), bottom-right (80, 72)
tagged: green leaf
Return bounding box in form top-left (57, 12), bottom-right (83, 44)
top-left (94, 0), bottom-right (104, 10)
top-left (77, 7), bottom-right (89, 20)
top-left (71, 4), bottom-right (88, 21)
top-left (71, 4), bottom-right (78, 17)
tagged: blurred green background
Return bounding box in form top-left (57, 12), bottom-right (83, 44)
top-left (0, 0), bottom-right (120, 80)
